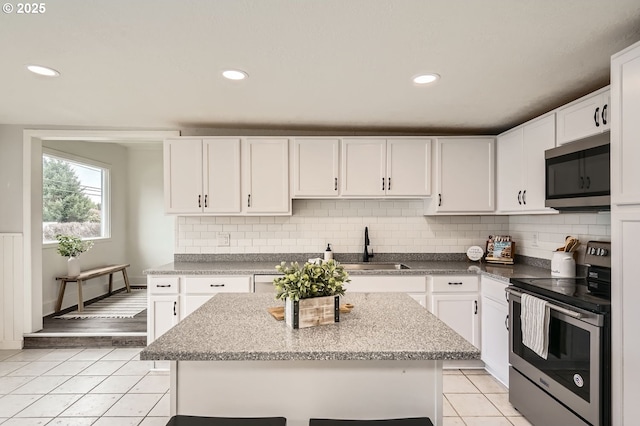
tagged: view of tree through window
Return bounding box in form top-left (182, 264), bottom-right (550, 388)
top-left (42, 153), bottom-right (107, 242)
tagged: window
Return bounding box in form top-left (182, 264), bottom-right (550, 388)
top-left (42, 149), bottom-right (110, 243)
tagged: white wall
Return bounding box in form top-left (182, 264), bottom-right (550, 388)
top-left (41, 140), bottom-right (128, 315)
top-left (0, 125), bottom-right (24, 232)
top-left (175, 199), bottom-right (510, 254)
top-left (126, 145), bottom-right (174, 284)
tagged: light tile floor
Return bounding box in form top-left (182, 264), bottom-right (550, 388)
top-left (0, 348), bottom-right (532, 426)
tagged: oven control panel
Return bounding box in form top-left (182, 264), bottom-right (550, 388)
top-left (584, 241), bottom-right (611, 268)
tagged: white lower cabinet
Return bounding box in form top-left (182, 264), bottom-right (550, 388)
top-left (147, 275), bottom-right (252, 344)
top-left (427, 275), bottom-right (480, 348)
top-left (480, 276), bottom-right (509, 386)
top-left (346, 276), bottom-right (427, 307)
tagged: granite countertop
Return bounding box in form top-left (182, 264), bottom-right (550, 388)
top-left (140, 292), bottom-right (480, 362)
top-left (144, 260), bottom-right (552, 282)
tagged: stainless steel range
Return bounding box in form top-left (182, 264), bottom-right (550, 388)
top-left (508, 241), bottom-right (611, 426)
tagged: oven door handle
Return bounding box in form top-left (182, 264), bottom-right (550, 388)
top-left (506, 287), bottom-right (583, 319)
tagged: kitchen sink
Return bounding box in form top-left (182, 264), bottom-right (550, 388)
top-left (339, 262), bottom-right (410, 270)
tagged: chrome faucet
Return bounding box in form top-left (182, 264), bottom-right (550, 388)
top-left (363, 226), bottom-right (374, 262)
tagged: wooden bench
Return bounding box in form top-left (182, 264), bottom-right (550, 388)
top-left (55, 264), bottom-right (131, 313)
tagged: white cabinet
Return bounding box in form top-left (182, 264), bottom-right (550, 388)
top-left (164, 138), bottom-right (241, 214)
top-left (610, 40), bottom-right (640, 426)
top-left (346, 275), bottom-right (427, 307)
top-left (292, 138), bottom-right (340, 197)
top-left (611, 47), bottom-right (640, 205)
top-left (497, 114), bottom-right (556, 213)
top-left (341, 138), bottom-right (431, 197)
top-left (147, 275), bottom-right (252, 344)
top-left (556, 87), bottom-right (610, 145)
top-left (244, 138), bottom-right (291, 214)
top-left (427, 275), bottom-right (480, 348)
top-left (147, 276), bottom-right (180, 343)
top-left (427, 137), bottom-right (495, 214)
top-left (480, 276), bottom-right (509, 386)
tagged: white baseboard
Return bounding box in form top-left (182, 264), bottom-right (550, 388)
top-left (0, 340), bottom-right (23, 350)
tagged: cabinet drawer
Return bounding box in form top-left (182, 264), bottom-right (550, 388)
top-left (183, 276), bottom-right (251, 294)
top-left (481, 277), bottom-right (509, 304)
top-left (346, 276), bottom-right (426, 293)
top-left (148, 276), bottom-right (180, 294)
top-left (429, 275), bottom-right (478, 293)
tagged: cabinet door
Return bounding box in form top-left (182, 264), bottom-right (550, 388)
top-left (341, 139), bottom-right (386, 196)
top-left (164, 139), bottom-right (203, 213)
top-left (496, 128), bottom-right (524, 212)
top-left (292, 138), bottom-right (340, 197)
top-left (481, 296), bottom-right (509, 386)
top-left (522, 114), bottom-right (556, 211)
top-left (437, 138), bottom-right (495, 212)
top-left (244, 138), bottom-right (290, 214)
top-left (430, 294), bottom-right (480, 348)
top-left (556, 92), bottom-right (606, 145)
top-left (204, 139), bottom-right (241, 213)
top-left (386, 139), bottom-right (431, 197)
top-left (612, 51), bottom-right (640, 205)
top-left (148, 295), bottom-right (179, 344)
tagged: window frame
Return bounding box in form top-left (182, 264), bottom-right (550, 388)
top-left (42, 147), bottom-right (112, 245)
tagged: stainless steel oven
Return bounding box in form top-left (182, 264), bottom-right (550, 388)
top-left (508, 241), bottom-right (611, 426)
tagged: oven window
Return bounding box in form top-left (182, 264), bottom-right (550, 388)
top-left (512, 302), bottom-right (591, 402)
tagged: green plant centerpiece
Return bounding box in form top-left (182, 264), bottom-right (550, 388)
top-left (56, 234), bottom-right (94, 276)
top-left (273, 260), bottom-right (350, 329)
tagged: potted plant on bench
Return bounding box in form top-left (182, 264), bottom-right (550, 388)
top-left (56, 234), bottom-right (94, 276)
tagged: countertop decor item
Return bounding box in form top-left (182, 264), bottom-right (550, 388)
top-left (55, 234), bottom-right (94, 276)
top-left (485, 235), bottom-right (515, 265)
top-left (273, 260), bottom-right (350, 329)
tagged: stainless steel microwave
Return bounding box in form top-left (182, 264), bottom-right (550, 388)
top-left (545, 134), bottom-right (610, 211)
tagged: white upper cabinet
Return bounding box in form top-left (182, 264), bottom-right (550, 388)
top-left (556, 87), bottom-right (610, 145)
top-left (386, 139), bottom-right (431, 197)
top-left (292, 138), bottom-right (340, 197)
top-left (341, 138), bottom-right (387, 196)
top-left (164, 138), bottom-right (241, 214)
top-left (429, 137), bottom-right (495, 213)
top-left (341, 138), bottom-right (431, 197)
top-left (497, 114), bottom-right (556, 213)
top-left (612, 45), bottom-right (640, 206)
top-left (243, 138), bottom-right (291, 214)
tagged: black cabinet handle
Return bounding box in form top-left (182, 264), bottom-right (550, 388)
top-left (382, 177), bottom-right (385, 191)
top-left (517, 190), bottom-right (522, 205)
top-left (204, 194), bottom-right (208, 208)
top-left (334, 177), bottom-right (338, 191)
top-left (474, 300), bottom-right (478, 315)
top-left (594, 106), bottom-right (600, 127)
top-left (198, 195), bottom-right (201, 208)
top-left (580, 177), bottom-right (584, 189)
top-left (602, 104), bottom-right (608, 125)
top-left (388, 177), bottom-right (391, 191)
top-left (173, 301), bottom-right (177, 316)
top-left (522, 190), bottom-right (527, 205)
top-left (156, 284), bottom-right (172, 288)
top-left (247, 194), bottom-right (251, 207)
top-left (586, 176), bottom-right (591, 189)
top-left (505, 314), bottom-right (509, 331)
top-left (448, 282), bottom-right (463, 285)
top-left (209, 284), bottom-right (225, 288)
top-left (438, 194), bottom-right (442, 207)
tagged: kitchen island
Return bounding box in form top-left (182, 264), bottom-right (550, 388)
top-left (141, 292), bottom-right (479, 426)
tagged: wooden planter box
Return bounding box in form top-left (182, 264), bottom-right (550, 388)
top-left (285, 295), bottom-right (340, 329)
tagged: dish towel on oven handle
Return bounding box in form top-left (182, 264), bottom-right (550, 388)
top-left (520, 293), bottom-right (551, 359)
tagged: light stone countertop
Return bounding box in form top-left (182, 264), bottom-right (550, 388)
top-left (140, 292), bottom-right (480, 362)
top-left (144, 260), bottom-right (553, 282)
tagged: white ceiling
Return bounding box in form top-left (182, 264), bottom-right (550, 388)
top-left (2, 0), bottom-right (640, 134)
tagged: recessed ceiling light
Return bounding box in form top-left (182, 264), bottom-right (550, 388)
top-left (413, 73), bottom-right (440, 85)
top-left (27, 65), bottom-right (60, 77)
top-left (222, 69), bottom-right (248, 80)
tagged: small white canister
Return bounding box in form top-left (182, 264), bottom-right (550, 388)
top-left (551, 251), bottom-right (576, 278)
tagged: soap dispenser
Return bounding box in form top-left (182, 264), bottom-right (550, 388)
top-left (324, 244), bottom-right (333, 261)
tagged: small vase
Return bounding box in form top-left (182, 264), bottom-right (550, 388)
top-left (67, 257), bottom-right (81, 276)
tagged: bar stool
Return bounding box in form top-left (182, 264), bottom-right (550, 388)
top-left (166, 415), bottom-right (287, 426)
top-left (309, 418), bottom-right (433, 426)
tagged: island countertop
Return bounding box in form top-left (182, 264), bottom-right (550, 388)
top-left (140, 292), bottom-right (480, 362)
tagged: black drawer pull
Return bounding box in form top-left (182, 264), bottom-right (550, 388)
top-left (156, 284), bottom-right (172, 288)
top-left (448, 282), bottom-right (463, 285)
top-left (210, 284), bottom-right (225, 287)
